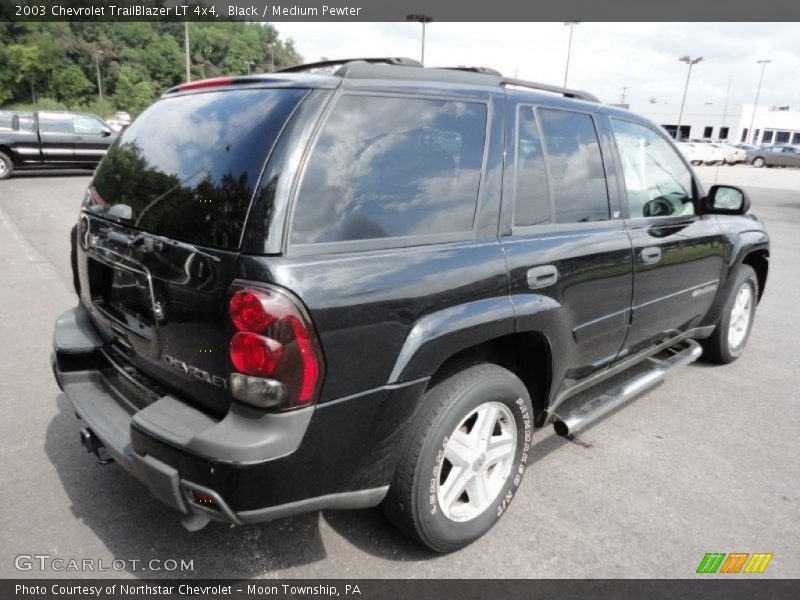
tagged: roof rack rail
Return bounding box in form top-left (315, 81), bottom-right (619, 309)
top-left (277, 57), bottom-right (421, 74)
top-left (443, 66), bottom-right (503, 76)
top-left (500, 77), bottom-right (599, 103)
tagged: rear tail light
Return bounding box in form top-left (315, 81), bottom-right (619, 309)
top-left (228, 286), bottom-right (324, 410)
top-left (177, 77), bottom-right (236, 92)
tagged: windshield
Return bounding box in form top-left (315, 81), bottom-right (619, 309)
top-left (89, 88), bottom-right (305, 250)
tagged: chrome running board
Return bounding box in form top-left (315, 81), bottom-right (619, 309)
top-left (553, 339), bottom-right (702, 437)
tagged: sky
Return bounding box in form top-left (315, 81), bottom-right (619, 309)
top-left (274, 22), bottom-right (800, 109)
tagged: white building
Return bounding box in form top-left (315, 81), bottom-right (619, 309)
top-left (625, 102), bottom-right (800, 146)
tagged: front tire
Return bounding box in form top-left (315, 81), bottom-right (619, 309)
top-left (382, 363), bottom-right (534, 552)
top-left (0, 152), bottom-right (13, 180)
top-left (701, 265), bottom-right (758, 364)
top-left (752, 157), bottom-right (766, 168)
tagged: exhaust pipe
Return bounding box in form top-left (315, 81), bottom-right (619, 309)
top-left (554, 339), bottom-right (702, 437)
top-left (79, 427), bottom-right (112, 464)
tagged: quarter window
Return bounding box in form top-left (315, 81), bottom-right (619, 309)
top-left (538, 109), bottom-right (610, 223)
top-left (514, 107), bottom-right (550, 226)
top-left (291, 95), bottom-right (487, 245)
top-left (611, 119), bottom-right (695, 218)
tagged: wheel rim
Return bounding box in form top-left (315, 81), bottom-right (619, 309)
top-left (728, 283), bottom-right (753, 350)
top-left (437, 401), bottom-right (517, 522)
top-left (754, 158), bottom-right (764, 167)
top-left (0, 160), bottom-right (6, 176)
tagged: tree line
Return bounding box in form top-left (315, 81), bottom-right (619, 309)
top-left (0, 22), bottom-right (303, 118)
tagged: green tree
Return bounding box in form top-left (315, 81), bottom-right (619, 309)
top-left (51, 65), bottom-right (93, 108)
top-left (113, 66), bottom-right (155, 116)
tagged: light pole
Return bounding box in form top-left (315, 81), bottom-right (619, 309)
top-left (563, 21), bottom-right (580, 88)
top-left (94, 50), bottom-right (103, 102)
top-left (675, 55), bottom-right (703, 141)
top-left (748, 59), bottom-right (771, 144)
top-left (268, 44), bottom-right (275, 72)
top-left (406, 14), bottom-right (433, 66)
top-left (184, 21), bottom-right (191, 82)
top-left (245, 60), bottom-right (255, 75)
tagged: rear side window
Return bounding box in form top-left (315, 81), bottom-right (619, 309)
top-left (291, 94), bottom-right (487, 245)
top-left (90, 88), bottom-right (305, 250)
top-left (40, 115), bottom-right (74, 133)
top-left (538, 108), bottom-right (609, 223)
top-left (514, 106), bottom-right (550, 226)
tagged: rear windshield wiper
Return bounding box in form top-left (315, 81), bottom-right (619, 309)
top-left (99, 228), bottom-right (221, 262)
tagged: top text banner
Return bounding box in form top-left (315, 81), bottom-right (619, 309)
top-left (2, 0), bottom-right (800, 22)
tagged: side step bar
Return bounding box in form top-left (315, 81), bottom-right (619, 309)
top-left (553, 339), bottom-right (702, 437)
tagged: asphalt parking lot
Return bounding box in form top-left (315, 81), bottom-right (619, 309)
top-left (0, 166), bottom-right (798, 579)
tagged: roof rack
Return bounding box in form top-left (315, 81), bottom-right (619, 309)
top-left (256, 58), bottom-right (599, 103)
top-left (500, 78), bottom-right (599, 103)
top-left (277, 57), bottom-right (421, 74)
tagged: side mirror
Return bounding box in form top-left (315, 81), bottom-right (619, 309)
top-left (101, 128), bottom-right (112, 137)
top-left (703, 185), bottom-right (750, 215)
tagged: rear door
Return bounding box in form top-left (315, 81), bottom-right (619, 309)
top-left (500, 100), bottom-right (633, 388)
top-left (608, 116), bottom-right (726, 357)
top-left (37, 112), bottom-right (75, 162)
top-left (72, 114), bottom-right (114, 164)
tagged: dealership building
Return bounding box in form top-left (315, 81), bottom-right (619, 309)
top-left (625, 102), bottom-right (800, 145)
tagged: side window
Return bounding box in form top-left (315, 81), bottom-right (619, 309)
top-left (538, 108), bottom-right (610, 223)
top-left (73, 115), bottom-right (107, 135)
top-left (514, 106), bottom-right (551, 226)
top-left (610, 119), bottom-right (696, 218)
top-left (291, 94), bottom-right (487, 245)
top-left (39, 115), bottom-right (74, 134)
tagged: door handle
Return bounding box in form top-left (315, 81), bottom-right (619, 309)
top-left (641, 247), bottom-right (662, 265)
top-left (527, 265), bottom-right (558, 289)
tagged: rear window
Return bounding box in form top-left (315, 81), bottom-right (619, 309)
top-left (290, 94), bottom-right (487, 246)
top-left (89, 88), bottom-right (306, 250)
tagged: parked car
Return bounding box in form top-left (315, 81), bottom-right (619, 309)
top-left (675, 141), bottom-right (709, 165)
top-left (0, 110), bottom-right (116, 179)
top-left (115, 111), bottom-right (132, 123)
top-left (746, 145), bottom-right (800, 168)
top-left (710, 142), bottom-right (746, 165)
top-left (105, 119), bottom-right (130, 133)
top-left (51, 58), bottom-right (769, 552)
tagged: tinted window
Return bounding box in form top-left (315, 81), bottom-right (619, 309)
top-left (90, 89), bottom-right (305, 250)
top-left (291, 95), bottom-right (487, 245)
top-left (514, 106), bottom-right (550, 226)
top-left (611, 119), bottom-right (695, 218)
top-left (39, 115), bottom-right (73, 133)
top-left (17, 116), bottom-right (35, 132)
top-left (74, 115), bottom-right (107, 135)
top-left (0, 113), bottom-right (12, 130)
top-left (538, 109), bottom-right (609, 223)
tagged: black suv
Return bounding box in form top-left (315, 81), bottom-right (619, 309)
top-left (52, 58), bottom-right (769, 552)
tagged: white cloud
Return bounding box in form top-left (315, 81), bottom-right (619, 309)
top-left (274, 22), bottom-right (800, 108)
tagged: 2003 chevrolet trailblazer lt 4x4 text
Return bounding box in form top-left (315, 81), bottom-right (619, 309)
top-left (52, 58), bottom-right (769, 552)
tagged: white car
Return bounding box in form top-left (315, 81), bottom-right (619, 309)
top-left (711, 143), bottom-right (746, 165)
top-left (675, 142), bottom-right (708, 166)
top-left (105, 119), bottom-right (129, 133)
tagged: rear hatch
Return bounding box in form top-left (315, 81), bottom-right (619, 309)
top-left (76, 86), bottom-right (307, 415)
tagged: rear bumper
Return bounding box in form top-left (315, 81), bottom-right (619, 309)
top-left (52, 304), bottom-right (426, 524)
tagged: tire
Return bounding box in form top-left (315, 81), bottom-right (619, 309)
top-left (382, 363), bottom-right (534, 553)
top-left (701, 265), bottom-right (759, 364)
top-left (0, 151), bottom-right (12, 180)
top-left (752, 157), bottom-right (766, 168)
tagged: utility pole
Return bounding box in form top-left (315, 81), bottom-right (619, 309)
top-left (563, 21), bottom-right (580, 88)
top-left (406, 14), bottom-right (433, 66)
top-left (675, 55), bottom-right (703, 140)
top-left (94, 50), bottom-right (103, 102)
top-left (620, 86), bottom-right (628, 104)
top-left (269, 44), bottom-right (275, 72)
top-left (184, 21), bottom-right (191, 82)
top-left (748, 59), bottom-right (771, 145)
